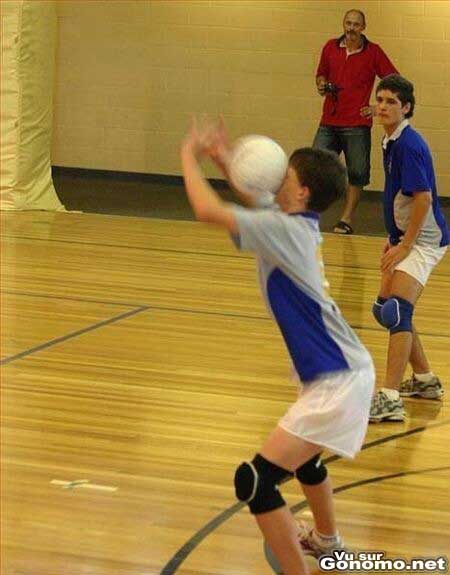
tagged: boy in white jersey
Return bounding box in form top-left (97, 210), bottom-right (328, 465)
top-left (181, 119), bottom-right (375, 575)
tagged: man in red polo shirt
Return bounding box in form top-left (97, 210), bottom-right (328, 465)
top-left (313, 9), bottom-right (398, 235)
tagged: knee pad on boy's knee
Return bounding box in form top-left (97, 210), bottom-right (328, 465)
top-left (234, 454), bottom-right (291, 515)
top-left (372, 296), bottom-right (387, 326)
top-left (380, 296), bottom-right (414, 334)
top-left (295, 454), bottom-right (327, 486)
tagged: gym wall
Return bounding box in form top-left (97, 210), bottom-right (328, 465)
top-left (53, 1), bottom-right (450, 195)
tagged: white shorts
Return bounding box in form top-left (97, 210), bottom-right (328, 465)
top-left (278, 365), bottom-right (375, 459)
top-left (395, 244), bottom-right (447, 286)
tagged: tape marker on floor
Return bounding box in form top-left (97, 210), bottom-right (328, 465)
top-left (51, 479), bottom-right (118, 492)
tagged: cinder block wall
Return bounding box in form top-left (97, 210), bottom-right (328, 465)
top-left (53, 0), bottom-right (450, 195)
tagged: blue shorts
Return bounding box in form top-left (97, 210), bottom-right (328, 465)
top-left (313, 125), bottom-right (371, 187)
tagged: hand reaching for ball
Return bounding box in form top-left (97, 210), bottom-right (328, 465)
top-left (182, 116), bottom-right (231, 170)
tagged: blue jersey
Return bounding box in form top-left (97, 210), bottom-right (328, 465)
top-left (382, 123), bottom-right (449, 248)
top-left (232, 206), bottom-right (372, 383)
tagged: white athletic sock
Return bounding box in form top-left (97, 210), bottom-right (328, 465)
top-left (381, 387), bottom-right (400, 400)
top-left (314, 529), bottom-right (340, 544)
top-left (414, 372), bottom-right (435, 383)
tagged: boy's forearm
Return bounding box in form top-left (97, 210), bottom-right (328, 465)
top-left (181, 147), bottom-right (224, 220)
top-left (402, 192), bottom-right (432, 247)
top-left (181, 147), bottom-right (237, 232)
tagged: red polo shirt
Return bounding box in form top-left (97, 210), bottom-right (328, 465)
top-left (316, 35), bottom-right (397, 127)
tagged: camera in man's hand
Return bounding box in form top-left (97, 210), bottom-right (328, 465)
top-left (323, 82), bottom-right (340, 97)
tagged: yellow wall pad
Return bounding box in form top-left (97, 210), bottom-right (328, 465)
top-left (1, 1), bottom-right (64, 211)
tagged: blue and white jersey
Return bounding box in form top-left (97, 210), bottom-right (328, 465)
top-left (382, 121), bottom-right (449, 248)
top-left (232, 206), bottom-right (373, 383)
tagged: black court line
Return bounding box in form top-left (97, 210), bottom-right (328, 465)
top-left (2, 235), bottom-right (450, 280)
top-left (1, 235), bottom-right (250, 260)
top-left (321, 419), bottom-right (450, 465)
top-left (3, 291), bottom-right (449, 341)
top-left (1, 305), bottom-right (149, 365)
top-left (1, 289), bottom-right (147, 309)
top-left (142, 305), bottom-right (450, 340)
top-left (290, 464), bottom-right (450, 514)
top-left (159, 419), bottom-right (450, 575)
top-left (1, 290), bottom-right (268, 323)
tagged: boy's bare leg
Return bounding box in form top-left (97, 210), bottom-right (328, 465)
top-left (382, 271), bottom-right (423, 390)
top-left (256, 507), bottom-right (310, 575)
top-left (409, 326), bottom-right (431, 374)
top-left (379, 271), bottom-right (428, 379)
top-left (384, 332), bottom-right (412, 390)
top-left (339, 184), bottom-right (362, 226)
top-left (300, 478), bottom-right (336, 536)
top-left (255, 427), bottom-right (327, 575)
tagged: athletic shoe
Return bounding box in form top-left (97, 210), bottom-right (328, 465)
top-left (263, 522), bottom-right (345, 574)
top-left (297, 521), bottom-right (345, 559)
top-left (369, 390), bottom-right (405, 422)
top-left (399, 374), bottom-right (444, 399)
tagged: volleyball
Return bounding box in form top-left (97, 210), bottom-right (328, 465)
top-left (228, 135), bottom-right (288, 199)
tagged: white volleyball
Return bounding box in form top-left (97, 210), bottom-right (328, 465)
top-left (228, 135), bottom-right (288, 199)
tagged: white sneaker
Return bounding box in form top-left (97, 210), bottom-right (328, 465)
top-left (399, 374), bottom-right (444, 399)
top-left (369, 390), bottom-right (405, 423)
top-left (297, 521), bottom-right (345, 559)
top-left (263, 521), bottom-right (345, 574)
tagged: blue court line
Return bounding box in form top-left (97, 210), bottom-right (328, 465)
top-left (1, 305), bottom-right (149, 365)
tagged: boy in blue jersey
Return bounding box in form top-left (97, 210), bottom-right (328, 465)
top-left (181, 119), bottom-right (375, 575)
top-left (370, 75), bottom-right (448, 423)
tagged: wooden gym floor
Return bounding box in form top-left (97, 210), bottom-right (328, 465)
top-left (1, 211), bottom-right (449, 575)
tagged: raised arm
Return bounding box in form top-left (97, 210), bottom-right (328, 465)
top-left (205, 117), bottom-right (263, 208)
top-left (180, 119), bottom-right (238, 233)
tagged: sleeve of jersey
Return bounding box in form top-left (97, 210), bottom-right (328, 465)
top-left (231, 206), bottom-right (309, 263)
top-left (316, 42), bottom-right (330, 77)
top-left (401, 146), bottom-right (431, 195)
top-left (375, 45), bottom-right (398, 77)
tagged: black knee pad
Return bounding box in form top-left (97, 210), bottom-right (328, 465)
top-left (234, 454), bottom-right (291, 515)
top-left (295, 454), bottom-right (327, 486)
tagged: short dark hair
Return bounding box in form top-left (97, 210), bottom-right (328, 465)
top-left (344, 9), bottom-right (366, 26)
top-left (289, 148), bottom-right (347, 213)
top-left (376, 74), bottom-right (415, 118)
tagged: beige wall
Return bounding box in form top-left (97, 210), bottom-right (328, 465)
top-left (53, 0), bottom-right (450, 195)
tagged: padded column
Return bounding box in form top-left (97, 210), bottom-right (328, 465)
top-left (1, 1), bottom-right (64, 211)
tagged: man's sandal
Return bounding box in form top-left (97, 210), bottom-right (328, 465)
top-left (333, 220), bottom-right (354, 234)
